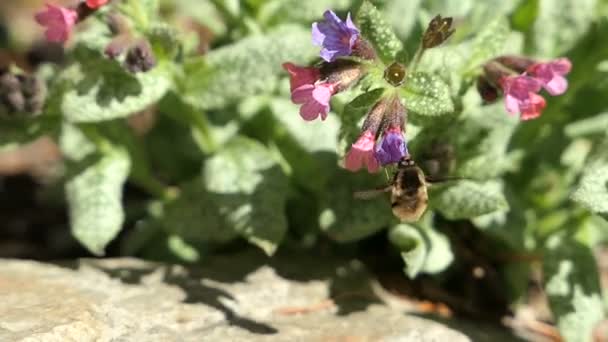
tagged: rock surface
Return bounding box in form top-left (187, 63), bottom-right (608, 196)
top-left (0, 251), bottom-right (520, 341)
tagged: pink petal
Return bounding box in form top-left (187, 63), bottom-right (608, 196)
top-left (34, 4), bottom-right (78, 43)
top-left (291, 85), bottom-right (313, 104)
top-left (544, 76), bottom-right (568, 96)
top-left (282, 62), bottom-right (320, 92)
top-left (520, 92), bottom-right (546, 120)
top-left (504, 94), bottom-right (520, 114)
top-left (550, 58), bottom-right (572, 75)
top-left (344, 131), bottom-right (379, 173)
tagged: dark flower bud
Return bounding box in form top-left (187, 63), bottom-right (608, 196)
top-left (494, 55), bottom-right (535, 74)
top-left (0, 69), bottom-right (21, 93)
top-left (21, 76), bottom-right (46, 114)
top-left (384, 62), bottom-right (406, 87)
top-left (482, 61), bottom-right (510, 87)
top-left (361, 98), bottom-right (388, 134)
top-left (422, 15), bottom-right (455, 49)
top-left (320, 60), bottom-right (362, 93)
top-left (104, 35), bottom-right (130, 59)
top-left (351, 38), bottom-right (378, 61)
top-left (0, 69), bottom-right (46, 117)
top-left (3, 91), bottom-right (25, 113)
top-left (477, 76), bottom-right (499, 104)
top-left (383, 95), bottom-right (406, 130)
top-left (124, 40), bottom-right (156, 73)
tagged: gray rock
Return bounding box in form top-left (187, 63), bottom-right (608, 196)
top-left (0, 251), bottom-right (519, 341)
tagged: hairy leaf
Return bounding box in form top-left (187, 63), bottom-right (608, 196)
top-left (181, 26), bottom-right (316, 110)
top-left (319, 170), bottom-right (393, 242)
top-left (544, 234), bottom-right (604, 342)
top-left (571, 161), bottom-right (608, 219)
top-left (389, 214), bottom-right (454, 278)
top-left (533, 0), bottom-right (597, 56)
top-left (357, 1), bottom-right (403, 63)
top-left (430, 180), bottom-right (509, 219)
top-left (162, 137), bottom-right (288, 255)
top-left (63, 51), bottom-right (171, 123)
top-left (465, 17), bottom-right (510, 72)
top-left (401, 72), bottom-right (454, 116)
top-left (66, 147), bottom-right (131, 255)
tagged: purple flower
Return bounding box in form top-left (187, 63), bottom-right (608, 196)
top-left (312, 10), bottom-right (359, 62)
top-left (500, 75), bottom-right (546, 120)
top-left (344, 130), bottom-right (380, 173)
top-left (291, 83), bottom-right (336, 121)
top-left (375, 127), bottom-right (408, 165)
top-left (527, 58), bottom-right (572, 96)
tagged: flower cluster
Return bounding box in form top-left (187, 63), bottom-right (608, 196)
top-left (283, 9), bottom-right (572, 174)
top-left (34, 1), bottom-right (156, 74)
top-left (479, 56), bottom-right (572, 120)
top-left (35, 1), bottom-right (109, 44)
top-left (283, 10), bottom-right (448, 173)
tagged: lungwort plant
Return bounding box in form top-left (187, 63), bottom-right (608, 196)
top-left (1, 0), bottom-right (607, 340)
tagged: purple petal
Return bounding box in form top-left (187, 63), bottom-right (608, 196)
top-left (375, 130), bottom-right (407, 165)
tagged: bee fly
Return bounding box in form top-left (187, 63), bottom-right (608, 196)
top-left (354, 156), bottom-right (456, 222)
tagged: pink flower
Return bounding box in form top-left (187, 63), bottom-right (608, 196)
top-left (35, 4), bottom-right (78, 43)
top-left (527, 58), bottom-right (572, 96)
top-left (86, 0), bottom-right (109, 9)
top-left (345, 130), bottom-right (380, 173)
top-left (282, 62), bottom-right (320, 92)
top-left (291, 83), bottom-right (336, 121)
top-left (500, 75), bottom-right (546, 120)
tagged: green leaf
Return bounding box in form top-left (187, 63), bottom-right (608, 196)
top-left (389, 214), bottom-right (454, 278)
top-left (270, 99), bottom-right (340, 153)
top-left (66, 147), bottom-right (131, 255)
top-left (161, 137), bottom-right (288, 255)
top-left (430, 180), bottom-right (509, 219)
top-left (401, 72), bottom-right (454, 116)
top-left (357, 1), bottom-right (403, 63)
top-left (62, 52), bottom-right (171, 123)
top-left (180, 25), bottom-right (316, 110)
top-left (203, 137), bottom-right (288, 255)
top-left (465, 17), bottom-right (510, 72)
top-left (319, 170), bottom-right (394, 242)
top-left (382, 0), bottom-right (421, 40)
top-left (565, 112), bottom-right (608, 138)
top-left (389, 224), bottom-right (426, 278)
top-left (258, 0), bottom-right (352, 26)
top-left (571, 161), bottom-right (608, 219)
top-left (0, 117), bottom-right (54, 150)
top-left (160, 180), bottom-right (238, 243)
top-left (543, 234), bottom-right (605, 342)
top-left (533, 0), bottom-right (597, 56)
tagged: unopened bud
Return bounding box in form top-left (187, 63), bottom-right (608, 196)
top-left (0, 69), bottom-right (46, 117)
top-left (385, 95), bottom-right (406, 129)
top-left (321, 60), bottom-right (362, 93)
top-left (351, 38), bottom-right (377, 61)
top-left (124, 40), bottom-right (156, 73)
top-left (361, 98), bottom-right (388, 134)
top-left (482, 61), bottom-right (510, 87)
top-left (422, 15), bottom-right (455, 49)
top-left (476, 76), bottom-right (499, 104)
top-left (105, 35), bottom-right (130, 59)
top-left (494, 55), bottom-right (535, 74)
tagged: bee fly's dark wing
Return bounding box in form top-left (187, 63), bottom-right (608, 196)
top-left (353, 185), bottom-right (392, 200)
